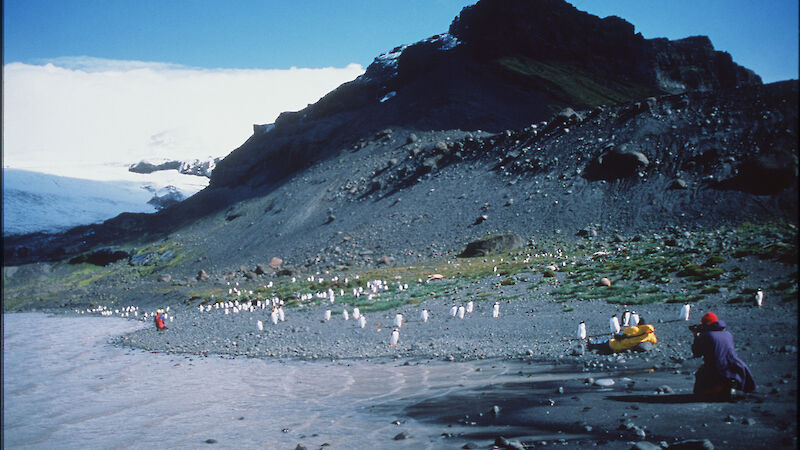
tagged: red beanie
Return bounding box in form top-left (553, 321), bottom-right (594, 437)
top-left (701, 312), bottom-right (718, 325)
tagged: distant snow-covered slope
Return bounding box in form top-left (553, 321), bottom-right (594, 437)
top-left (2, 169), bottom-right (204, 236)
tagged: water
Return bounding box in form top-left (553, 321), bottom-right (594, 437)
top-left (3, 313), bottom-right (533, 449)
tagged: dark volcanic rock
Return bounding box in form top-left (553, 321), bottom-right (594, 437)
top-left (458, 233), bottom-right (525, 257)
top-left (130, 158), bottom-right (220, 178)
top-left (584, 145), bottom-right (649, 181)
top-left (129, 160), bottom-right (181, 174)
top-left (147, 186), bottom-right (185, 210)
top-left (68, 248), bottom-right (131, 266)
top-left (715, 153), bottom-right (798, 195)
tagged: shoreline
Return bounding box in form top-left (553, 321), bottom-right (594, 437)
top-left (7, 284), bottom-right (799, 449)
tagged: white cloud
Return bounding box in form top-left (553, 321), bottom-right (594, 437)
top-left (2, 57), bottom-right (364, 181)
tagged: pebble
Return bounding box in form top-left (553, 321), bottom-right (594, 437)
top-left (393, 431), bottom-right (410, 440)
top-left (594, 378), bottom-right (615, 387)
top-left (494, 436), bottom-right (525, 450)
top-left (656, 385), bottom-right (674, 394)
top-left (630, 441), bottom-right (660, 450)
top-left (205, 438), bottom-right (217, 444)
top-left (670, 439), bottom-right (714, 449)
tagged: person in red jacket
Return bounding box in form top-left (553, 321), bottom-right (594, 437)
top-left (691, 311), bottom-right (755, 401)
top-left (154, 309), bottom-right (168, 330)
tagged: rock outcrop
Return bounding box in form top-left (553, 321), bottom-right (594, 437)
top-left (130, 157), bottom-right (221, 178)
top-left (458, 233), bottom-right (525, 258)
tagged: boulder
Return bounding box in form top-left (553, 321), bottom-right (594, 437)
top-left (584, 144), bottom-right (649, 181)
top-left (458, 233), bottom-right (524, 257)
top-left (715, 153), bottom-right (797, 195)
top-left (552, 107), bottom-right (584, 125)
top-left (599, 277), bottom-right (612, 287)
top-left (269, 257), bottom-right (283, 269)
top-left (276, 268), bottom-right (294, 277)
top-left (157, 274), bottom-right (172, 283)
top-left (254, 264), bottom-right (270, 275)
top-left (197, 269), bottom-right (209, 281)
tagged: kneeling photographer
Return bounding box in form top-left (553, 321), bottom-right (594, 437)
top-left (691, 312), bottom-right (756, 401)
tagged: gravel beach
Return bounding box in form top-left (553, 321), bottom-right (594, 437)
top-left (91, 262), bottom-right (798, 449)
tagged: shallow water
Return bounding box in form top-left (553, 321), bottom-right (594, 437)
top-left (3, 313), bottom-right (545, 449)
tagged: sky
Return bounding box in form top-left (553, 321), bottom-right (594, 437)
top-left (3, 0), bottom-right (798, 181)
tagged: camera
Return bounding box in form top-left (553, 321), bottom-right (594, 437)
top-left (689, 324), bottom-right (702, 333)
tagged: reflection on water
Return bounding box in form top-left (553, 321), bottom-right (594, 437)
top-left (3, 313), bottom-right (531, 449)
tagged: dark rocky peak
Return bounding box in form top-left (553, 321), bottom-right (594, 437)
top-left (449, 0), bottom-right (760, 93)
top-left (649, 35), bottom-right (761, 92)
top-left (449, 0), bottom-right (642, 64)
top-left (208, 0), bottom-right (762, 192)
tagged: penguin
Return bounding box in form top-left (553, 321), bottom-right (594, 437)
top-left (466, 301), bottom-right (474, 314)
top-left (610, 314), bottom-right (620, 334)
top-left (270, 308), bottom-right (279, 325)
top-left (755, 289), bottom-right (763, 307)
top-left (358, 315), bottom-right (367, 329)
top-left (578, 321), bottom-right (587, 340)
top-left (457, 305), bottom-right (466, 319)
top-left (257, 320), bottom-right (264, 331)
top-left (492, 302), bottom-right (500, 318)
top-left (420, 309), bottom-right (429, 323)
top-left (390, 329), bottom-right (400, 346)
top-left (394, 313), bottom-right (403, 328)
top-left (680, 304), bottom-right (691, 321)
top-left (324, 310), bottom-right (332, 321)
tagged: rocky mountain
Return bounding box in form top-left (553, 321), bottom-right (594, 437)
top-left (210, 0), bottom-right (759, 190)
top-left (3, 0), bottom-right (795, 273)
top-left (129, 157), bottom-right (221, 178)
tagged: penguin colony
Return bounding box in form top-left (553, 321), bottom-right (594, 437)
top-left (77, 264), bottom-right (758, 349)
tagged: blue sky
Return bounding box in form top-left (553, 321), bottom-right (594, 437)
top-left (4, 0), bottom-right (798, 82)
top-left (2, 0), bottom-right (798, 183)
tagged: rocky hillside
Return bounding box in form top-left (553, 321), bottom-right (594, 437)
top-left (209, 0), bottom-right (759, 191)
top-left (3, 0), bottom-right (795, 275)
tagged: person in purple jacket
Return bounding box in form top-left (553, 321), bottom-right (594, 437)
top-left (691, 311), bottom-right (756, 401)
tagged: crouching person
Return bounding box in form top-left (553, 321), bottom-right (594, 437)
top-left (154, 309), bottom-right (168, 331)
top-left (691, 312), bottom-right (755, 401)
top-left (588, 318), bottom-right (657, 354)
